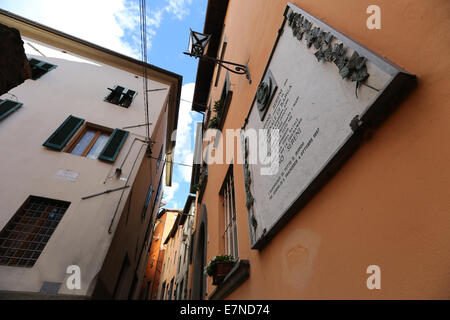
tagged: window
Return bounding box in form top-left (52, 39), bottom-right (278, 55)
top-left (177, 255), bottom-right (182, 273)
top-left (220, 167), bottom-right (239, 258)
top-left (214, 72), bottom-right (233, 131)
top-left (28, 58), bottom-right (56, 80)
top-left (142, 184), bottom-right (153, 220)
top-left (67, 126), bottom-right (111, 159)
top-left (0, 196), bottom-right (70, 267)
top-left (168, 278), bottom-right (174, 300)
top-left (43, 115), bottom-right (129, 163)
top-left (160, 281), bottom-right (166, 300)
top-left (156, 146), bottom-right (164, 171)
top-left (0, 99), bottom-right (22, 121)
top-left (105, 85), bottom-right (137, 108)
top-left (153, 180), bottom-right (163, 209)
top-left (214, 39), bottom-right (227, 87)
top-left (144, 280), bottom-right (151, 300)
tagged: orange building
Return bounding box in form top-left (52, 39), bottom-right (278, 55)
top-left (141, 208), bottom-right (179, 300)
top-left (188, 0), bottom-right (450, 299)
top-left (157, 196), bottom-right (195, 300)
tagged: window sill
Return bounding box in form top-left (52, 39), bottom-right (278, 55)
top-left (209, 259), bottom-right (250, 300)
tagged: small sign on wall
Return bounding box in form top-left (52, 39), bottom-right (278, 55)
top-left (54, 169), bottom-right (79, 182)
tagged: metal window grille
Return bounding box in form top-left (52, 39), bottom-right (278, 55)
top-left (0, 196), bottom-right (70, 267)
top-left (222, 173), bottom-right (238, 259)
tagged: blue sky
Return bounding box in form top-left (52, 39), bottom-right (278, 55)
top-left (0, 0), bottom-right (206, 209)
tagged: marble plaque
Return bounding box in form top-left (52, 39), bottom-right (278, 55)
top-left (242, 3), bottom-right (415, 249)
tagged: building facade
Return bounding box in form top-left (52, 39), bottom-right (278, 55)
top-left (157, 210), bottom-right (181, 300)
top-left (174, 196), bottom-right (195, 300)
top-left (0, 10), bottom-right (182, 299)
top-left (156, 196), bottom-right (195, 300)
top-left (189, 0), bottom-right (450, 299)
top-left (141, 208), bottom-right (180, 300)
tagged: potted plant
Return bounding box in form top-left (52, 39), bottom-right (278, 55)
top-left (208, 115), bottom-right (220, 129)
top-left (205, 255), bottom-right (236, 285)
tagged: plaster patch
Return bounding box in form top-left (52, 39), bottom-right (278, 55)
top-left (281, 229), bottom-right (321, 292)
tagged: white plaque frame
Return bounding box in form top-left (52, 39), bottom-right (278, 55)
top-left (242, 3), bottom-right (416, 250)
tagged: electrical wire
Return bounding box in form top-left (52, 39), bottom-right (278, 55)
top-left (139, 0), bottom-right (150, 142)
top-left (149, 155), bottom-right (194, 168)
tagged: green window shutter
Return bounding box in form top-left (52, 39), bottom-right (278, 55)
top-left (119, 89), bottom-right (137, 108)
top-left (43, 115), bottom-right (84, 151)
top-left (105, 85), bottom-right (137, 108)
top-left (0, 99), bottom-right (23, 120)
top-left (98, 129), bottom-right (129, 162)
top-left (105, 85), bottom-right (125, 105)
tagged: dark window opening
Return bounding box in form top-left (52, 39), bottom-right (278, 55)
top-left (0, 196), bottom-right (70, 267)
top-left (156, 146), bottom-right (164, 171)
top-left (105, 85), bottom-right (137, 108)
top-left (142, 184), bottom-right (153, 220)
top-left (214, 40), bottom-right (228, 87)
top-left (0, 99), bottom-right (23, 121)
top-left (28, 58), bottom-right (56, 80)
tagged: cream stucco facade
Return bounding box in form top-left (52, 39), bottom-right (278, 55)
top-left (0, 10), bottom-right (182, 299)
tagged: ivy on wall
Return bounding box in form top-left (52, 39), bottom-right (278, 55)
top-left (287, 11), bottom-right (370, 98)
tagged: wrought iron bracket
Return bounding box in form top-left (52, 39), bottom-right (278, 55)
top-left (184, 52), bottom-right (251, 83)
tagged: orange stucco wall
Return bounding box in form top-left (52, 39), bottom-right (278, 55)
top-left (142, 212), bottom-right (167, 300)
top-left (200, 0), bottom-right (450, 299)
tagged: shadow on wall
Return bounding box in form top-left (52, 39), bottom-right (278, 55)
top-left (191, 204), bottom-right (208, 300)
top-left (0, 24), bottom-right (31, 95)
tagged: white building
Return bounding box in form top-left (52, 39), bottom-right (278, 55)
top-left (0, 10), bottom-right (182, 299)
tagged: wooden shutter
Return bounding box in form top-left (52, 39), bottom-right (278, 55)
top-left (0, 99), bottom-right (23, 120)
top-left (98, 129), bottom-right (129, 162)
top-left (43, 115), bottom-right (84, 150)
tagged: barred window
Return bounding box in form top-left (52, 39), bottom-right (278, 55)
top-left (0, 196), bottom-right (70, 267)
top-left (221, 167), bottom-right (238, 259)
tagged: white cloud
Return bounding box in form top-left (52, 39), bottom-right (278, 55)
top-left (2, 0), bottom-right (195, 58)
top-left (147, 9), bottom-right (164, 28)
top-left (144, 0), bottom-right (193, 51)
top-left (3, 0), bottom-right (140, 57)
top-left (174, 83), bottom-right (196, 183)
top-left (162, 181), bottom-right (180, 204)
top-left (164, 0), bottom-right (193, 20)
